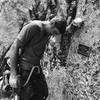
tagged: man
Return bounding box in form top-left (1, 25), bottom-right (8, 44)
top-left (5, 16), bottom-right (67, 100)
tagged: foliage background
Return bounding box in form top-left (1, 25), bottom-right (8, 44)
top-left (0, 0), bottom-right (100, 100)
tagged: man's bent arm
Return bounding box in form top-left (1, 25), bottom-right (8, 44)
top-left (6, 39), bottom-right (22, 74)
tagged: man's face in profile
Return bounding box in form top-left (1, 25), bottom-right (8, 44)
top-left (50, 22), bottom-right (60, 36)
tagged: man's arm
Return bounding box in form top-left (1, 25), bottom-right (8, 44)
top-left (5, 39), bottom-right (22, 74)
top-left (5, 22), bottom-right (41, 88)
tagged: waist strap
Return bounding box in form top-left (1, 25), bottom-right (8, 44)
top-left (20, 60), bottom-right (40, 71)
top-left (20, 57), bottom-right (40, 66)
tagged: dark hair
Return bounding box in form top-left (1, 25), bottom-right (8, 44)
top-left (50, 17), bottom-right (67, 34)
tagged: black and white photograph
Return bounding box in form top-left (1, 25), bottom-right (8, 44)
top-left (0, 0), bottom-right (100, 100)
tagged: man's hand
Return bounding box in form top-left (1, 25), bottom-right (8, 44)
top-left (9, 72), bottom-right (18, 88)
top-left (72, 17), bottom-right (83, 27)
top-left (7, 58), bottom-right (18, 88)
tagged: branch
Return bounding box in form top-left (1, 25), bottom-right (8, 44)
top-left (60, 0), bottom-right (79, 66)
top-left (66, 0), bottom-right (78, 25)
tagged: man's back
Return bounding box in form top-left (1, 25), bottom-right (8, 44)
top-left (18, 21), bottom-right (49, 66)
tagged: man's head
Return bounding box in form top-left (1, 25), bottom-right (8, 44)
top-left (48, 16), bottom-right (67, 35)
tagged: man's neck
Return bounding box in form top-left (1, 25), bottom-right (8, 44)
top-left (42, 21), bottom-right (51, 35)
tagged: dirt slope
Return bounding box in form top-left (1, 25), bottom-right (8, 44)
top-left (0, 0), bottom-right (100, 100)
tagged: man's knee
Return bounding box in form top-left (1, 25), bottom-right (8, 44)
top-left (21, 83), bottom-right (34, 100)
top-left (31, 95), bottom-right (46, 100)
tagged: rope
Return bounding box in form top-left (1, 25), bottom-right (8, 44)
top-left (23, 66), bottom-right (40, 87)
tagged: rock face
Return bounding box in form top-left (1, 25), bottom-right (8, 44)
top-left (65, 0), bottom-right (100, 100)
top-left (0, 0), bottom-right (100, 100)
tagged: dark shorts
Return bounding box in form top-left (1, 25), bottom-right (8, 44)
top-left (18, 62), bottom-right (48, 100)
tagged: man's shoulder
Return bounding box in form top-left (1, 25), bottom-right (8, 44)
top-left (23, 20), bottom-right (42, 31)
top-left (28, 20), bottom-right (42, 27)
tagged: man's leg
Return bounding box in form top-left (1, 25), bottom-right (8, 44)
top-left (21, 83), bottom-right (33, 100)
top-left (20, 69), bottom-right (34, 100)
top-left (31, 71), bottom-right (48, 100)
top-left (31, 95), bottom-right (45, 100)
